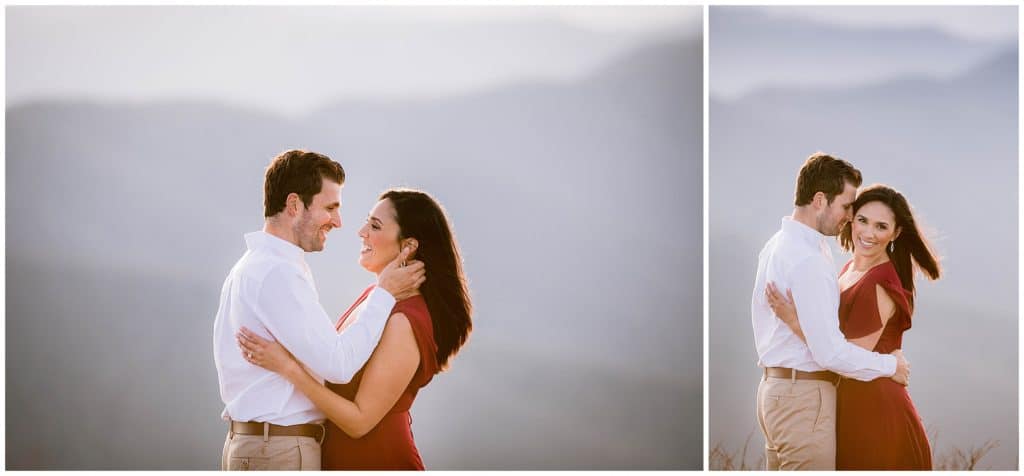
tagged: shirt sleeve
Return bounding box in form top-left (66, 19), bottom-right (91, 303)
top-left (255, 265), bottom-right (397, 384)
top-left (788, 258), bottom-right (897, 381)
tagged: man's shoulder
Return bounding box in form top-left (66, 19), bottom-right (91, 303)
top-left (232, 250), bottom-right (305, 284)
top-left (753, 226), bottom-right (786, 266)
top-left (761, 233), bottom-right (828, 273)
top-left (759, 229), bottom-right (810, 260)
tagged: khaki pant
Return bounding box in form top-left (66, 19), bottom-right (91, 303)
top-left (756, 374), bottom-right (837, 470)
top-left (221, 428), bottom-right (321, 470)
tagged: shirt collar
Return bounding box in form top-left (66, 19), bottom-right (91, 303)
top-left (781, 215), bottom-right (827, 248)
top-left (244, 230), bottom-right (306, 266)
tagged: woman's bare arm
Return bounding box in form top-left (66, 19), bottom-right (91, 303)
top-left (239, 313), bottom-right (420, 438)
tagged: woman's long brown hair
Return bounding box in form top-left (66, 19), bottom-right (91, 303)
top-left (381, 188), bottom-right (472, 369)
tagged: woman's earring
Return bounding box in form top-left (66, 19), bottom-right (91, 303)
top-left (889, 241), bottom-right (895, 253)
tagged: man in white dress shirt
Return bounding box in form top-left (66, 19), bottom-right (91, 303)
top-left (213, 149), bottom-right (425, 470)
top-left (751, 152), bottom-right (910, 470)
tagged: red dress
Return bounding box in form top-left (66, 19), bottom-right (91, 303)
top-left (321, 285), bottom-right (439, 470)
top-left (835, 260), bottom-right (931, 470)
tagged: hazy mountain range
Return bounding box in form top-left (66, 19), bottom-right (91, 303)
top-left (709, 25), bottom-right (1017, 470)
top-left (6, 35), bottom-right (703, 469)
top-left (7, 6), bottom-right (697, 116)
top-left (709, 7), bottom-right (1016, 100)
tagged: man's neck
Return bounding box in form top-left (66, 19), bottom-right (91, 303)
top-left (264, 220), bottom-right (299, 249)
top-left (790, 207), bottom-right (819, 232)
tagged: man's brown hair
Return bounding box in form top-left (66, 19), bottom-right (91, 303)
top-left (794, 152), bottom-right (862, 206)
top-left (264, 149), bottom-right (345, 217)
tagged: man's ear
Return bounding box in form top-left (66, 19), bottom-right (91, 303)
top-left (285, 193), bottom-right (302, 216)
top-left (812, 191), bottom-right (827, 210)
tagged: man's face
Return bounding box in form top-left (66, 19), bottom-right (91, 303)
top-left (816, 182), bottom-right (856, 236)
top-left (293, 179), bottom-right (342, 252)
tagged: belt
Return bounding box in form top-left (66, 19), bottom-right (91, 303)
top-left (764, 367), bottom-right (841, 385)
top-left (230, 420), bottom-right (325, 444)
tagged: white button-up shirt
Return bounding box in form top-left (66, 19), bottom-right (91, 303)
top-left (213, 231), bottom-right (396, 425)
top-left (751, 216), bottom-right (896, 381)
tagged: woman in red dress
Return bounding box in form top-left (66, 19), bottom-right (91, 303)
top-left (238, 188), bottom-right (473, 470)
top-left (767, 184), bottom-right (941, 470)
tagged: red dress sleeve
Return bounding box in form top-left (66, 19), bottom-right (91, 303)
top-left (842, 264), bottom-right (912, 339)
top-left (842, 274), bottom-right (884, 339)
top-left (877, 267), bottom-right (913, 333)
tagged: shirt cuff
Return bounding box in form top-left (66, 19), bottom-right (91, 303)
top-left (882, 354), bottom-right (898, 377)
top-left (368, 285), bottom-right (397, 308)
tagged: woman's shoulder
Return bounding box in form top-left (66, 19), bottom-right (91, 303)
top-left (872, 261), bottom-right (913, 316)
top-left (393, 294), bottom-right (428, 315)
top-left (844, 260), bottom-right (901, 298)
top-left (391, 295), bottom-right (440, 376)
top-left (872, 261), bottom-right (903, 288)
top-left (392, 295), bottom-right (434, 338)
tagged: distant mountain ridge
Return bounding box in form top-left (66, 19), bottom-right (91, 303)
top-left (717, 46), bottom-right (1017, 105)
top-left (709, 7), bottom-right (1014, 99)
top-left (6, 7), bottom-right (697, 115)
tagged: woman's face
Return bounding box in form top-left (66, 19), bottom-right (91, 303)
top-left (850, 200), bottom-right (900, 261)
top-left (358, 199), bottom-right (403, 274)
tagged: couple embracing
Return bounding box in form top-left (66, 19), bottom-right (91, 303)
top-left (213, 149), bottom-right (472, 470)
top-left (751, 152), bottom-right (941, 470)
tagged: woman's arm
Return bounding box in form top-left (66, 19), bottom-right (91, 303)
top-left (765, 282), bottom-right (806, 341)
top-left (238, 313), bottom-right (420, 438)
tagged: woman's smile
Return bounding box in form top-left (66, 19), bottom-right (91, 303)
top-left (857, 235), bottom-right (878, 249)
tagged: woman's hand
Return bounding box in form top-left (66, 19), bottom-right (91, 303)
top-left (237, 326), bottom-right (301, 376)
top-left (765, 281), bottom-right (802, 334)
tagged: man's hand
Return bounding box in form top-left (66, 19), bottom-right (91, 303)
top-left (377, 245), bottom-right (425, 301)
top-left (890, 349), bottom-right (910, 386)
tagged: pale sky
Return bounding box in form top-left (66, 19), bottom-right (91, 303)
top-left (756, 6), bottom-right (1017, 42)
top-left (6, 6), bottom-right (701, 116)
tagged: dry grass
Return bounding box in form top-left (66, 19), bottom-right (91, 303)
top-left (932, 440), bottom-right (999, 470)
top-left (710, 429), bottom-right (999, 471)
top-left (709, 431), bottom-right (764, 470)
top-left (930, 428), bottom-right (1000, 471)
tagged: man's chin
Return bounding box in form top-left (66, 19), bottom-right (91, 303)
top-left (302, 240), bottom-right (325, 252)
